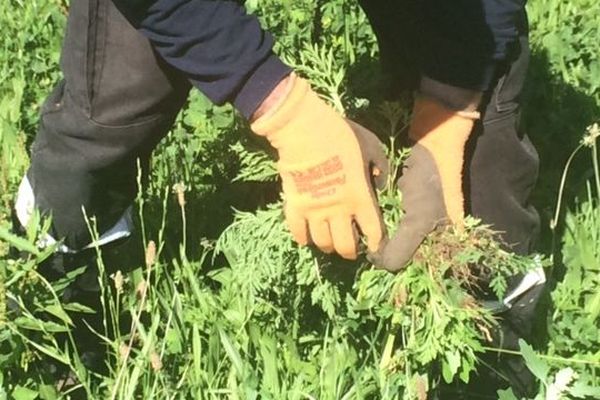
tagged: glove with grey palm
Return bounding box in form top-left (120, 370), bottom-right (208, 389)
top-left (368, 92), bottom-right (480, 271)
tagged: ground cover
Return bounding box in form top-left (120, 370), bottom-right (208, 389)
top-left (0, 0), bottom-right (599, 398)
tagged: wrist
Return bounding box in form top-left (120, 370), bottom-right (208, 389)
top-left (250, 73), bottom-right (294, 123)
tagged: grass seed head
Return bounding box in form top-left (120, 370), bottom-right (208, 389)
top-left (145, 240), bottom-right (156, 268)
top-left (582, 122), bottom-right (599, 147)
top-left (173, 182), bottom-right (186, 207)
top-left (119, 343), bottom-right (131, 360)
top-left (393, 284), bottom-right (408, 308)
top-left (136, 280), bottom-right (148, 300)
top-left (150, 351), bottom-right (162, 372)
top-left (111, 270), bottom-right (124, 294)
top-left (415, 375), bottom-right (428, 400)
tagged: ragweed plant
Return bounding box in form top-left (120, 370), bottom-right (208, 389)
top-left (217, 148), bottom-right (541, 399)
top-left (218, 56), bottom-right (541, 396)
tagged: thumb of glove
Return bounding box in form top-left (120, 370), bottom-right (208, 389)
top-left (346, 120), bottom-right (389, 190)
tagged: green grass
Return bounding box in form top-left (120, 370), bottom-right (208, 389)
top-left (1, 0), bottom-right (599, 399)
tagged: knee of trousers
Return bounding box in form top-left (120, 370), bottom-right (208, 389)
top-left (22, 90), bottom-right (179, 250)
top-left (61, 0), bottom-right (190, 127)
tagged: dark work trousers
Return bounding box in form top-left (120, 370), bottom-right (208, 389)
top-left (27, 0), bottom-right (191, 251)
top-left (359, 1), bottom-right (543, 398)
top-left (19, 0), bottom-right (191, 374)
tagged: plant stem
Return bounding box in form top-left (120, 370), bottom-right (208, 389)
top-left (592, 136), bottom-right (600, 203)
top-left (550, 143), bottom-right (584, 231)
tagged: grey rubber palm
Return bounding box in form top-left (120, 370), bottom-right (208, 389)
top-left (368, 144), bottom-right (449, 271)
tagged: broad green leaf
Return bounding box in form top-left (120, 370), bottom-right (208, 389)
top-left (38, 384), bottom-right (58, 400)
top-left (219, 329), bottom-right (244, 378)
top-left (11, 386), bottom-right (38, 400)
top-left (459, 363), bottom-right (471, 383)
top-left (497, 388), bottom-right (519, 400)
top-left (258, 334), bottom-right (280, 395)
top-left (0, 227), bottom-right (38, 256)
top-left (584, 288), bottom-right (600, 322)
top-left (42, 304), bottom-right (73, 326)
top-left (441, 360), bottom-right (453, 384)
top-left (519, 339), bottom-right (549, 382)
top-left (62, 302), bottom-right (96, 314)
top-left (445, 350), bottom-right (461, 378)
top-left (165, 329), bottom-right (183, 355)
top-left (14, 317), bottom-right (70, 333)
top-left (569, 381), bottom-right (600, 398)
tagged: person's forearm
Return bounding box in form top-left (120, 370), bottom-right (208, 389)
top-left (114, 0), bottom-right (293, 119)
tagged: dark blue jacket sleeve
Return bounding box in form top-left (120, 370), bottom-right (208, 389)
top-left (421, 0), bottom-right (528, 90)
top-left (116, 0), bottom-right (292, 119)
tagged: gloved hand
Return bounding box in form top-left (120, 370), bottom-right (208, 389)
top-left (368, 96), bottom-right (479, 271)
top-left (251, 74), bottom-right (388, 259)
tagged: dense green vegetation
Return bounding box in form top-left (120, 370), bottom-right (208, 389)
top-left (0, 0), bottom-right (599, 398)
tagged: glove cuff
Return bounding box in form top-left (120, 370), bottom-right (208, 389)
top-left (409, 97), bottom-right (475, 143)
top-left (419, 76), bottom-right (482, 119)
top-left (409, 97), bottom-right (474, 225)
top-left (250, 73), bottom-right (309, 144)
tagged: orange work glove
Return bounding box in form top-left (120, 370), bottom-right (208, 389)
top-left (368, 96), bottom-right (479, 271)
top-left (251, 74), bottom-right (387, 259)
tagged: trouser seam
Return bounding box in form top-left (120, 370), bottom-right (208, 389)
top-left (88, 110), bottom-right (172, 129)
top-left (90, 0), bottom-right (109, 121)
top-left (86, 0), bottom-right (99, 112)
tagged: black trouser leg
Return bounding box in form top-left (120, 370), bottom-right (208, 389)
top-left (26, 0), bottom-right (190, 250)
top-left (468, 35), bottom-right (540, 258)
top-left (15, 0), bottom-right (190, 376)
top-left (464, 35), bottom-right (543, 398)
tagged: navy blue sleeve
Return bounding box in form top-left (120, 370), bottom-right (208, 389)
top-left (116, 0), bottom-right (292, 119)
top-left (421, 0), bottom-right (528, 90)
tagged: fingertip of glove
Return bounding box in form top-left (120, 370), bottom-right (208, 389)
top-left (334, 242), bottom-right (358, 260)
top-left (365, 231), bottom-right (384, 254)
top-left (317, 244), bottom-right (335, 254)
top-left (339, 251), bottom-right (358, 261)
top-left (294, 237), bottom-right (309, 246)
top-left (366, 246), bottom-right (408, 274)
top-left (366, 251), bottom-right (380, 267)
